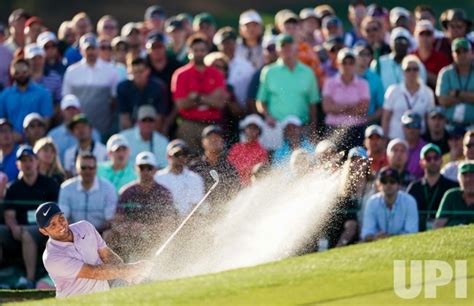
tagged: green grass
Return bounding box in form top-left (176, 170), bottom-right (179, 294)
top-left (7, 225), bottom-right (474, 305)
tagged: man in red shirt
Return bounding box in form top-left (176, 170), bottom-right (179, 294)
top-left (171, 33), bottom-right (226, 152)
top-left (412, 20), bottom-right (450, 89)
top-left (364, 124), bottom-right (388, 175)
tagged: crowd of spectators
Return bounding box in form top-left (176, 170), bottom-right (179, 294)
top-left (0, 1), bottom-right (473, 290)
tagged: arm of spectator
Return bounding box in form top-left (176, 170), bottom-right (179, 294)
top-left (58, 187), bottom-right (71, 220)
top-left (175, 92), bottom-right (200, 110)
top-left (322, 95), bottom-right (344, 114)
top-left (256, 101), bottom-right (276, 127)
top-left (119, 113), bottom-right (133, 130)
top-left (458, 90), bottom-right (474, 104)
top-left (401, 197), bottom-right (419, 234)
top-left (436, 68), bottom-right (458, 107)
top-left (381, 109), bottom-right (392, 137)
top-left (309, 104), bottom-right (318, 126)
top-left (98, 183), bottom-right (118, 233)
top-left (426, 72), bottom-right (438, 89)
top-left (336, 220), bottom-right (358, 247)
top-left (433, 191), bottom-right (452, 229)
top-left (361, 199), bottom-right (377, 241)
top-left (200, 88), bottom-right (226, 109)
top-left (367, 108), bottom-right (383, 124)
top-left (4, 210), bottom-right (22, 241)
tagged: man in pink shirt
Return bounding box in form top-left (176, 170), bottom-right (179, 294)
top-left (35, 202), bottom-right (151, 298)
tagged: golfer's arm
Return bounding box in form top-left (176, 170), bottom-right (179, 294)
top-left (76, 263), bottom-right (132, 280)
top-left (98, 247), bottom-right (124, 265)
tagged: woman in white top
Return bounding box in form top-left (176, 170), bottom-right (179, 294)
top-left (382, 55), bottom-right (435, 140)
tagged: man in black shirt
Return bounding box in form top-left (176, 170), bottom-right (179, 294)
top-left (422, 107), bottom-right (449, 154)
top-left (407, 143), bottom-right (458, 232)
top-left (1, 145), bottom-right (59, 288)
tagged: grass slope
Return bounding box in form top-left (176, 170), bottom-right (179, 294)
top-left (11, 225), bottom-right (474, 305)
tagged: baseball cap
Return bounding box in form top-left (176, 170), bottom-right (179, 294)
top-left (415, 20), bottom-right (434, 34)
top-left (24, 43), bottom-right (45, 59)
top-left (25, 16), bottom-right (42, 28)
top-left (16, 145), bottom-right (36, 160)
top-left (420, 143), bottom-right (442, 159)
top-left (239, 10), bottom-right (262, 25)
top-left (68, 113), bottom-right (90, 130)
top-left (37, 31), bottom-right (58, 48)
top-left (452, 38), bottom-right (472, 52)
top-left (440, 9), bottom-right (472, 30)
top-left (428, 106), bottom-right (446, 118)
top-left (135, 151), bottom-right (157, 167)
top-left (459, 161), bottom-right (474, 175)
top-left (111, 36), bottom-right (128, 48)
top-left (281, 11), bottom-right (299, 24)
top-left (60, 94), bottom-right (81, 110)
top-left (390, 27), bottom-right (412, 44)
top-left (378, 167), bottom-right (401, 183)
top-left (401, 111), bottom-right (422, 129)
top-left (336, 48), bottom-right (355, 63)
top-left (299, 8), bottom-right (318, 20)
top-left (146, 32), bottom-right (165, 49)
top-left (389, 7), bottom-right (410, 25)
top-left (121, 22), bottom-right (140, 37)
top-left (23, 113), bottom-right (45, 129)
top-left (36, 202), bottom-right (62, 228)
top-left (322, 15), bottom-right (342, 29)
top-left (165, 18), bottom-right (184, 33)
top-left (387, 138), bottom-right (408, 153)
top-left (79, 33), bottom-right (98, 49)
top-left (276, 34), bottom-right (294, 48)
top-left (314, 5), bottom-right (335, 19)
top-left (213, 27), bottom-right (237, 46)
top-left (348, 146), bottom-right (369, 160)
top-left (446, 124), bottom-right (466, 138)
top-left (137, 105), bottom-right (157, 121)
top-left (281, 116), bottom-right (302, 129)
top-left (106, 134), bottom-right (129, 152)
top-left (193, 12), bottom-right (216, 28)
top-left (365, 124), bottom-right (384, 138)
top-left (145, 5), bottom-right (165, 20)
top-left (0, 118), bottom-right (13, 129)
top-left (239, 114), bottom-right (264, 130)
top-left (202, 125), bottom-right (223, 138)
top-left (167, 139), bottom-right (189, 156)
top-left (323, 35), bottom-right (344, 50)
top-left (366, 4), bottom-right (388, 18)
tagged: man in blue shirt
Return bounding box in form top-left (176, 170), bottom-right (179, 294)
top-left (0, 119), bottom-right (19, 181)
top-left (0, 59), bottom-right (53, 136)
top-left (361, 167), bottom-right (419, 241)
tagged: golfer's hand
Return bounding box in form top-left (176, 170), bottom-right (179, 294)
top-left (126, 260), bottom-right (154, 284)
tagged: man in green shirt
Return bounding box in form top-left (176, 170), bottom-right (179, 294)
top-left (97, 134), bottom-right (137, 193)
top-left (256, 34), bottom-right (320, 128)
top-left (434, 161), bottom-right (474, 228)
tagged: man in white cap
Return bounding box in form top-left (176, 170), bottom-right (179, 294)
top-left (103, 152), bottom-right (176, 260)
top-left (363, 124), bottom-right (388, 174)
top-left (97, 134), bottom-right (136, 192)
top-left (36, 31), bottom-right (66, 77)
top-left (62, 33), bottom-right (120, 136)
top-left (48, 94), bottom-right (101, 164)
top-left (22, 112), bottom-right (46, 147)
top-left (236, 9), bottom-right (264, 69)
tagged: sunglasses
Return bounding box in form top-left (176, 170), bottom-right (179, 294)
top-left (28, 123), bottom-right (45, 128)
top-left (404, 67), bottom-right (419, 72)
top-left (419, 31), bottom-right (433, 37)
top-left (138, 165), bottom-right (154, 171)
top-left (172, 151), bottom-right (187, 158)
top-left (80, 165), bottom-right (96, 171)
top-left (100, 45), bottom-right (112, 51)
top-left (465, 143), bottom-right (474, 149)
top-left (424, 155), bottom-right (441, 162)
top-left (455, 48), bottom-right (469, 54)
top-left (140, 117), bottom-right (155, 123)
top-left (365, 27), bottom-right (379, 33)
top-left (342, 60), bottom-right (355, 66)
top-left (380, 178), bottom-right (398, 185)
top-left (44, 43), bottom-right (57, 49)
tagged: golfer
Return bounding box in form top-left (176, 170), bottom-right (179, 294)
top-left (36, 202), bottom-right (151, 298)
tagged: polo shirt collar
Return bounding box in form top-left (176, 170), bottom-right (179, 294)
top-left (13, 82), bottom-right (33, 92)
top-left (77, 176), bottom-right (99, 192)
top-left (276, 58), bottom-right (301, 70)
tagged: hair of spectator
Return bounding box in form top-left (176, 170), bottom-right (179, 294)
top-left (33, 137), bottom-right (66, 177)
top-left (401, 54), bottom-right (422, 71)
top-left (71, 12), bottom-right (91, 27)
top-left (131, 57), bottom-right (149, 68)
top-left (361, 16), bottom-right (382, 32)
top-left (414, 5), bottom-right (436, 17)
top-left (204, 51), bottom-right (229, 67)
top-left (57, 20), bottom-right (72, 40)
top-left (76, 152), bottom-right (97, 167)
top-left (186, 33), bottom-right (209, 49)
top-left (12, 58), bottom-right (30, 69)
top-left (464, 130), bottom-right (474, 143)
top-left (349, 0), bottom-right (366, 9)
top-left (97, 15), bottom-right (117, 30)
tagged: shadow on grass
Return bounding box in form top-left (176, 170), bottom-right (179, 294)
top-left (0, 289), bottom-right (55, 303)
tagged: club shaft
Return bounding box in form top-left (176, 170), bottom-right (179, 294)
top-left (154, 181), bottom-right (219, 258)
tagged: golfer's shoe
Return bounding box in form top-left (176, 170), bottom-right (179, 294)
top-left (15, 276), bottom-right (36, 289)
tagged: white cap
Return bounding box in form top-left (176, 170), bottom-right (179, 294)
top-left (389, 7), bottom-right (410, 25)
top-left (315, 139), bottom-right (336, 155)
top-left (37, 31), bottom-right (58, 48)
top-left (387, 138), bottom-right (409, 153)
top-left (390, 27), bottom-right (412, 44)
top-left (23, 113), bottom-right (44, 129)
top-left (239, 10), bottom-right (263, 25)
top-left (239, 114), bottom-right (264, 130)
top-left (135, 151), bottom-right (157, 167)
top-left (24, 43), bottom-right (45, 59)
top-left (364, 124), bottom-right (384, 138)
top-left (106, 134), bottom-right (129, 152)
top-left (281, 115), bottom-right (302, 129)
top-left (60, 94), bottom-right (81, 110)
top-left (415, 20), bottom-right (435, 33)
top-left (336, 47), bottom-right (355, 63)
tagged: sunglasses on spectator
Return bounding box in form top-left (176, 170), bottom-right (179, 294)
top-left (80, 165), bottom-right (96, 171)
top-left (365, 27), bottom-right (379, 33)
top-left (424, 155), bottom-right (441, 162)
top-left (404, 66), bottom-right (419, 72)
top-left (419, 31), bottom-right (433, 36)
top-left (44, 43), bottom-right (57, 49)
top-left (342, 59), bottom-right (355, 66)
top-left (455, 48), bottom-right (469, 54)
top-left (138, 165), bottom-right (154, 171)
top-left (466, 143), bottom-right (474, 149)
top-left (140, 117), bottom-right (155, 123)
top-left (380, 178), bottom-right (398, 185)
top-left (28, 123), bottom-right (45, 128)
top-left (100, 45), bottom-right (112, 51)
top-left (358, 51), bottom-right (371, 57)
top-left (103, 24), bottom-right (117, 30)
top-left (172, 151), bottom-right (187, 158)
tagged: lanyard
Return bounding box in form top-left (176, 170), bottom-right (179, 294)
top-left (423, 181), bottom-right (440, 219)
top-left (403, 92), bottom-right (419, 110)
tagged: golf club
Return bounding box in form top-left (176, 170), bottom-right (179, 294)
top-left (154, 170), bottom-right (220, 259)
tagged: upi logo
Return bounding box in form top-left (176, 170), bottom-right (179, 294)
top-left (393, 260), bottom-right (467, 299)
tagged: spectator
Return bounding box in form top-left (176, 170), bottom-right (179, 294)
top-left (104, 151), bottom-right (176, 260)
top-left (407, 144), bottom-right (458, 231)
top-left (121, 22), bottom-right (143, 60)
top-left (117, 57), bottom-right (167, 130)
top-left (299, 8), bottom-right (320, 47)
top-left (165, 18), bottom-right (188, 64)
top-left (354, 43), bottom-right (384, 124)
top-left (386, 138), bottom-right (417, 189)
top-left (4, 9), bottom-right (29, 52)
top-left (344, 0), bottom-right (367, 47)
top-left (47, 95), bottom-right (101, 164)
top-left (144, 5), bottom-right (166, 34)
top-left (58, 153), bottom-right (117, 232)
top-left (0, 35), bottom-right (13, 88)
top-left (320, 16), bottom-right (344, 42)
top-left (171, 33), bottom-right (226, 152)
top-left (227, 115), bottom-right (268, 186)
top-left (236, 10), bottom-right (265, 69)
top-left (372, 27), bottom-right (427, 91)
top-left (63, 114), bottom-right (107, 177)
top-left (382, 55), bottom-right (435, 140)
top-left (436, 9), bottom-right (473, 62)
top-left (434, 161), bottom-right (474, 228)
top-left (37, 31), bottom-right (67, 78)
top-left (120, 105), bottom-right (169, 169)
top-left (0, 59), bottom-right (53, 138)
top-left (401, 111), bottom-right (427, 179)
top-left (363, 125), bottom-right (388, 174)
top-left (63, 12), bottom-right (92, 66)
top-left (0, 119), bottom-right (19, 182)
top-left (422, 107), bottom-right (449, 154)
top-left (24, 16), bottom-right (44, 45)
top-left (154, 140), bottom-right (204, 218)
top-left (442, 125), bottom-right (466, 166)
top-left (192, 13), bottom-right (217, 51)
top-left (33, 137), bottom-right (65, 185)
top-left (96, 15), bottom-right (119, 40)
top-left (322, 48), bottom-right (370, 150)
top-left (62, 33), bottom-right (120, 137)
top-left (256, 34), bottom-right (320, 134)
top-left (414, 5), bottom-right (445, 39)
top-left (190, 125), bottom-right (240, 207)
top-left (57, 20), bottom-right (75, 56)
top-left (2, 145), bottom-right (59, 288)
top-left (436, 38), bottom-right (474, 126)
top-left (97, 134), bottom-right (137, 192)
top-left (97, 37), bottom-right (127, 81)
top-left (272, 116), bottom-right (315, 166)
top-left (111, 37), bottom-right (129, 66)
top-left (413, 20), bottom-right (450, 89)
top-left (442, 130), bottom-right (474, 182)
top-left (360, 17), bottom-right (390, 68)
top-left (321, 36), bottom-right (345, 78)
top-left (361, 167), bottom-right (419, 241)
top-left (389, 7), bottom-right (414, 33)
top-left (214, 27), bottom-right (255, 108)
top-left (22, 113), bottom-right (47, 147)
